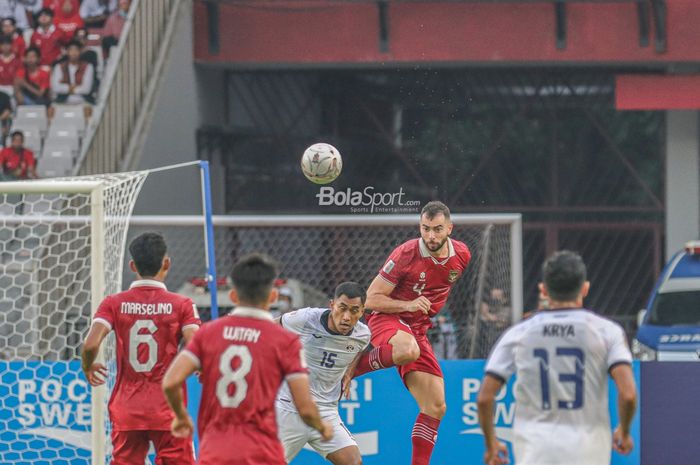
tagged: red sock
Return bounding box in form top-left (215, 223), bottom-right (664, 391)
top-left (353, 344), bottom-right (394, 378)
top-left (411, 413), bottom-right (440, 465)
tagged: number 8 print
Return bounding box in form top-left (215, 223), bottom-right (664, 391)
top-left (216, 345), bottom-right (253, 408)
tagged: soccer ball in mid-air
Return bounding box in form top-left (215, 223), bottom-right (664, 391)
top-left (301, 143), bottom-right (342, 184)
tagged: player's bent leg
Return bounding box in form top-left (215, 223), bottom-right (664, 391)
top-left (388, 329), bottom-right (421, 366)
top-left (326, 446), bottom-right (362, 465)
top-left (276, 404), bottom-right (313, 463)
top-left (111, 430), bottom-right (150, 465)
top-left (150, 430), bottom-right (195, 465)
top-left (354, 315), bottom-right (419, 377)
top-left (404, 368), bottom-right (446, 465)
top-left (308, 412), bottom-right (359, 465)
top-left (405, 371), bottom-right (447, 419)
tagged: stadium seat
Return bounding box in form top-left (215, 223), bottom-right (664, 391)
top-left (36, 152), bottom-right (73, 178)
top-left (41, 143), bottom-right (75, 164)
top-left (46, 124), bottom-right (80, 152)
top-left (15, 106), bottom-right (48, 133)
top-left (52, 105), bottom-right (86, 134)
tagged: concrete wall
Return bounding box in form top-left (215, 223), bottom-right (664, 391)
top-left (133, 2), bottom-right (202, 215)
top-left (666, 110), bottom-right (700, 259)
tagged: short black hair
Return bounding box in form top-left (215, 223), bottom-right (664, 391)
top-left (542, 250), bottom-right (587, 302)
top-left (73, 27), bottom-right (88, 37)
top-left (2, 17), bottom-right (16, 26)
top-left (10, 130), bottom-right (23, 139)
top-left (421, 201), bottom-right (451, 221)
top-left (128, 232), bottom-right (167, 278)
top-left (230, 253), bottom-right (278, 305)
top-left (25, 46), bottom-right (40, 57)
top-left (0, 35), bottom-right (12, 45)
top-left (38, 7), bottom-right (54, 17)
top-left (66, 39), bottom-right (82, 49)
top-left (334, 281), bottom-right (366, 304)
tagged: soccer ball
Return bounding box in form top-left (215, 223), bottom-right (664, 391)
top-left (300, 143), bottom-right (342, 185)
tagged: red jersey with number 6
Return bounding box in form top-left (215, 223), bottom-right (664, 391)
top-left (183, 307), bottom-right (307, 465)
top-left (374, 238), bottom-right (471, 334)
top-left (92, 279), bottom-right (201, 431)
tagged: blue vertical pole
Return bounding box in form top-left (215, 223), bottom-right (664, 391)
top-left (199, 161), bottom-right (219, 319)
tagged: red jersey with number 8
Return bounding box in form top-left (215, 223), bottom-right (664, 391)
top-left (374, 238), bottom-right (471, 334)
top-left (92, 279), bottom-right (201, 431)
top-left (183, 307), bottom-right (307, 465)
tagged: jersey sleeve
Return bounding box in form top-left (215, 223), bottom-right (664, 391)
top-left (605, 323), bottom-right (633, 370)
top-left (279, 308), bottom-right (309, 334)
top-left (182, 326), bottom-right (205, 369)
top-left (92, 296), bottom-right (115, 331)
top-left (279, 335), bottom-right (308, 380)
top-left (378, 245), bottom-right (408, 286)
top-left (484, 327), bottom-right (519, 383)
top-left (179, 298), bottom-right (201, 332)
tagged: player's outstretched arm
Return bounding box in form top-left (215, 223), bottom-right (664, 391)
top-left (162, 352), bottom-right (198, 438)
top-left (365, 275), bottom-right (431, 315)
top-left (477, 375), bottom-right (509, 465)
top-left (610, 363), bottom-right (637, 455)
top-left (288, 374), bottom-right (334, 441)
top-left (80, 323), bottom-right (110, 386)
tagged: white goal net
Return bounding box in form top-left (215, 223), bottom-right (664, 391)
top-left (126, 214), bottom-right (523, 359)
top-left (0, 173), bottom-right (147, 465)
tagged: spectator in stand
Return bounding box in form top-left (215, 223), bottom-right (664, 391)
top-left (44, 0), bottom-right (82, 36)
top-left (0, 35), bottom-right (20, 97)
top-left (101, 0), bottom-right (129, 57)
top-left (61, 27), bottom-right (97, 69)
top-left (30, 8), bottom-right (67, 66)
top-left (0, 1), bottom-right (28, 31)
top-left (1, 18), bottom-right (26, 58)
top-left (51, 39), bottom-right (93, 105)
top-left (80, 0), bottom-right (116, 29)
top-left (0, 131), bottom-right (36, 180)
top-left (15, 46), bottom-right (50, 105)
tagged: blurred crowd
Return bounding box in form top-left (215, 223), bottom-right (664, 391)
top-left (0, 0), bottom-right (130, 180)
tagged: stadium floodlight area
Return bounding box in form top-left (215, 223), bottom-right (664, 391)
top-left (0, 162), bottom-right (217, 465)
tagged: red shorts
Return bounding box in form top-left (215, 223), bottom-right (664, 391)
top-left (366, 313), bottom-right (443, 382)
top-left (111, 429), bottom-right (194, 465)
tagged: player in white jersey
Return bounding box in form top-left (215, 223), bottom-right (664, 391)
top-left (276, 282), bottom-right (371, 465)
top-left (478, 251), bottom-right (637, 465)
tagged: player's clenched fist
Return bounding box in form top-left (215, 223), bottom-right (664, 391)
top-left (82, 362), bottom-right (108, 386)
top-left (484, 441), bottom-right (509, 465)
top-left (171, 414), bottom-right (194, 438)
top-left (612, 426), bottom-right (634, 455)
top-left (406, 296), bottom-right (431, 314)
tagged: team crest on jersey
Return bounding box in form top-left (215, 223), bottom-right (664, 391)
top-left (419, 271), bottom-right (426, 281)
top-left (448, 270), bottom-right (460, 283)
top-left (382, 260), bottom-right (395, 274)
top-left (346, 344), bottom-right (355, 352)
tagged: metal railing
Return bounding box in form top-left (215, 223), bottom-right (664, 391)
top-left (76, 0), bottom-right (184, 175)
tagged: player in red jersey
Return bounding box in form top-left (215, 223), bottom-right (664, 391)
top-left (351, 201), bottom-right (471, 465)
top-left (163, 253), bottom-right (333, 465)
top-left (81, 232), bottom-right (201, 465)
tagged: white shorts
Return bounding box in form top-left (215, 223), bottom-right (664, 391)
top-left (276, 401), bottom-right (357, 462)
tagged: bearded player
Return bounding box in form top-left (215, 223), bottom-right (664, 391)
top-left (352, 201), bottom-right (471, 465)
top-left (81, 232), bottom-right (201, 465)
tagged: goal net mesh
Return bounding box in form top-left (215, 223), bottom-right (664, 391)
top-left (0, 172), bottom-right (147, 465)
top-left (126, 219), bottom-right (516, 360)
